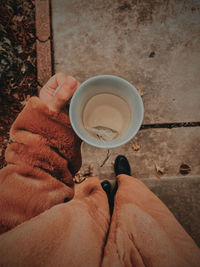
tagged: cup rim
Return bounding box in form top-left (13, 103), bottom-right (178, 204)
top-left (69, 74), bottom-right (144, 148)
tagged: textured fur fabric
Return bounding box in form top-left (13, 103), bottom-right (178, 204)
top-left (0, 97), bottom-right (199, 267)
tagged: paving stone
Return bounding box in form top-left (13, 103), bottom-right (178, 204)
top-left (80, 127), bottom-right (200, 180)
top-left (36, 39), bottom-right (52, 86)
top-left (52, 0), bottom-right (200, 124)
top-left (35, 0), bottom-right (50, 41)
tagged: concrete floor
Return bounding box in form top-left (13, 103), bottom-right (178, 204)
top-left (52, 0), bottom-right (200, 178)
top-left (51, 0), bottom-right (200, 245)
top-left (52, 0), bottom-right (200, 124)
top-left (81, 127), bottom-right (200, 180)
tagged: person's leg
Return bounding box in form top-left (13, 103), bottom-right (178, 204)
top-left (0, 73), bottom-right (109, 266)
top-left (102, 158), bottom-right (200, 267)
top-left (0, 177), bottom-right (110, 267)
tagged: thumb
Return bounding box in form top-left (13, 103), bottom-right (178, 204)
top-left (52, 77), bottom-right (78, 110)
top-left (56, 76), bottom-right (78, 100)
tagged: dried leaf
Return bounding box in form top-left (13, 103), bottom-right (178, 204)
top-left (154, 163), bottom-right (166, 175)
top-left (73, 171), bottom-right (86, 184)
top-left (21, 63), bottom-right (26, 73)
top-left (137, 87), bottom-right (144, 97)
top-left (13, 93), bottom-right (18, 99)
top-left (132, 143), bottom-right (141, 151)
top-left (74, 164), bottom-right (95, 183)
top-left (20, 95), bottom-right (31, 106)
top-left (3, 139), bottom-right (8, 144)
top-left (179, 163), bottom-right (191, 175)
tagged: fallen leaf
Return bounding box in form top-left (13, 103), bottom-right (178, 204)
top-left (154, 163), bottom-right (166, 175)
top-left (74, 164), bottom-right (95, 183)
top-left (137, 87), bottom-right (144, 97)
top-left (3, 139), bottom-right (8, 144)
top-left (132, 143), bottom-right (141, 151)
top-left (20, 99), bottom-right (28, 106)
top-left (13, 93), bottom-right (18, 99)
top-left (20, 95), bottom-right (31, 106)
top-left (179, 163), bottom-right (191, 175)
top-left (21, 64), bottom-right (26, 73)
top-left (73, 171), bottom-right (86, 184)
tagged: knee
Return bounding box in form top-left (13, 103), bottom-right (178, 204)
top-left (74, 176), bottom-right (102, 199)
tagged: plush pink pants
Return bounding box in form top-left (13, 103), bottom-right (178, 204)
top-left (0, 174), bottom-right (199, 267)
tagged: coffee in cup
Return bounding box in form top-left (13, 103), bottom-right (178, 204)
top-left (82, 92), bottom-right (131, 142)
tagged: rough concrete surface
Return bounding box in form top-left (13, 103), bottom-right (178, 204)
top-left (52, 0), bottom-right (200, 124)
top-left (35, 0), bottom-right (52, 87)
top-left (80, 127), bottom-right (200, 180)
top-left (35, 0), bottom-right (50, 41)
top-left (36, 39), bottom-right (52, 86)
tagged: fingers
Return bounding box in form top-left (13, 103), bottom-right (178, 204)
top-left (39, 73), bottom-right (80, 113)
top-left (54, 80), bottom-right (79, 110)
top-left (58, 75), bottom-right (78, 94)
top-left (57, 76), bottom-right (78, 101)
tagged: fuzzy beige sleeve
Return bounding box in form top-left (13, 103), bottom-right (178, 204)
top-left (0, 97), bottom-right (82, 234)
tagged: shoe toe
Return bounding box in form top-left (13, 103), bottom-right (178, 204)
top-left (114, 155), bottom-right (131, 176)
top-left (101, 180), bottom-right (111, 195)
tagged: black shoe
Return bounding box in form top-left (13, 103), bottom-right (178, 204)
top-left (101, 180), bottom-right (115, 215)
top-left (114, 155), bottom-right (131, 176)
top-left (101, 180), bottom-right (111, 196)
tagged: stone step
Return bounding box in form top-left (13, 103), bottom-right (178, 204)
top-left (80, 127), bottom-right (200, 180)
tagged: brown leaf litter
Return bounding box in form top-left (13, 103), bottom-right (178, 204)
top-left (136, 87), bottom-right (144, 97)
top-left (179, 163), bottom-right (191, 175)
top-left (132, 143), bottom-right (141, 151)
top-left (154, 162), bottom-right (167, 177)
top-left (74, 164), bottom-right (94, 184)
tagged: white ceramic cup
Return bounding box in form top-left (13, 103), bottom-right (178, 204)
top-left (69, 75), bottom-right (144, 149)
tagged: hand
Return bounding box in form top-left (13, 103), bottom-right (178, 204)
top-left (39, 72), bottom-right (80, 113)
top-left (39, 73), bottom-right (82, 175)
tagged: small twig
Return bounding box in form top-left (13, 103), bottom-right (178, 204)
top-left (100, 149), bottom-right (111, 167)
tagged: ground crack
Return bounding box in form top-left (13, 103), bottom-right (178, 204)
top-left (141, 121), bottom-right (200, 130)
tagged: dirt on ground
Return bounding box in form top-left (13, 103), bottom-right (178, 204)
top-left (0, 0), bottom-right (38, 168)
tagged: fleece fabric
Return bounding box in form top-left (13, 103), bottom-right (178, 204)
top-left (0, 97), bottom-right (199, 267)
